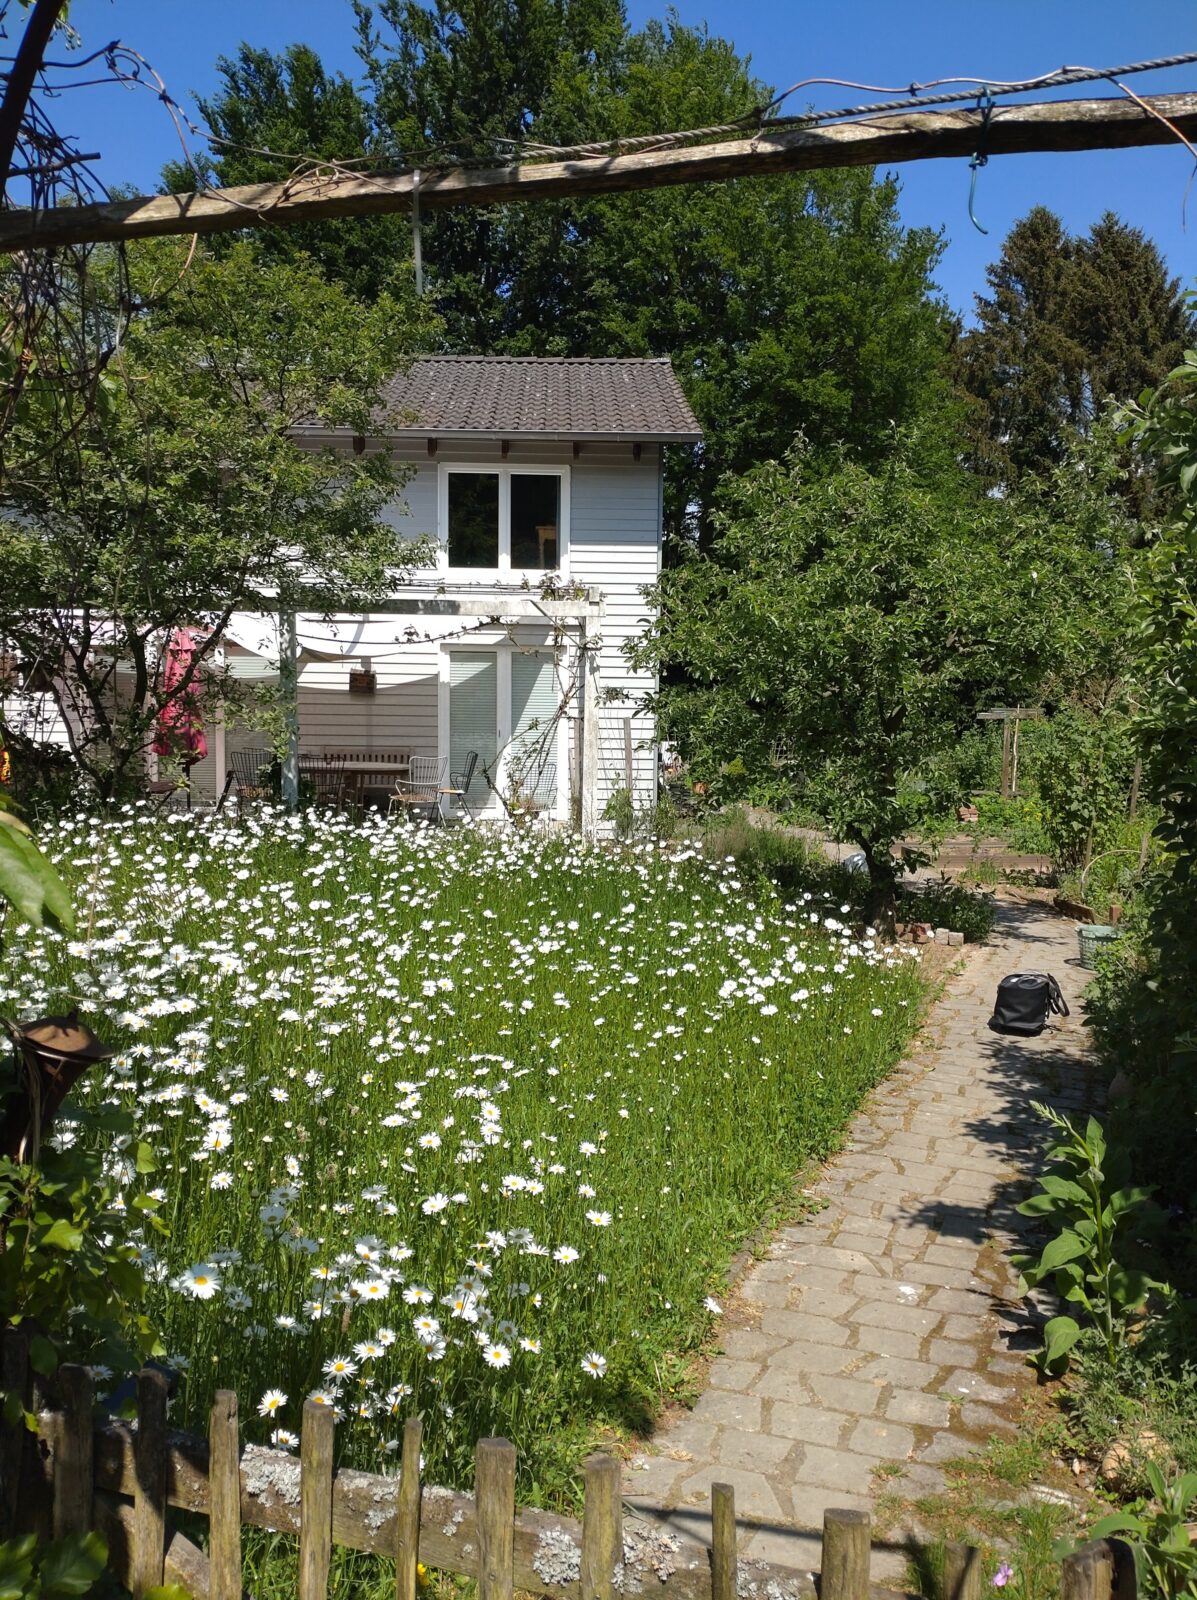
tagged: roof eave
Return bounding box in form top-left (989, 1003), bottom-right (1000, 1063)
top-left (292, 424), bottom-right (702, 445)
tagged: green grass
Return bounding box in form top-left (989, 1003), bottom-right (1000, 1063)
top-left (0, 806), bottom-right (926, 1506)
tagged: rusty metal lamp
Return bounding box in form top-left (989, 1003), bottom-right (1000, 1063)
top-left (0, 1012), bottom-right (113, 1163)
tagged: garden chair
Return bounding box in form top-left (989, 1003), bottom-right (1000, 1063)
top-left (299, 752), bottom-right (348, 809)
top-left (388, 755), bottom-right (447, 823)
top-left (439, 751), bottom-right (479, 823)
top-left (230, 748), bottom-right (273, 813)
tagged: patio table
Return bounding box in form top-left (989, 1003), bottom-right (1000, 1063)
top-left (324, 752), bottom-right (413, 810)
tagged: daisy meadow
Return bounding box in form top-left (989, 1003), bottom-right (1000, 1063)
top-left (0, 809), bottom-right (923, 1489)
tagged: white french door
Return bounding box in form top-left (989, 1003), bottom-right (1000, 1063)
top-left (442, 646), bottom-right (563, 815)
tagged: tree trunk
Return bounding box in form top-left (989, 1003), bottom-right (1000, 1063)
top-left (852, 836), bottom-right (898, 937)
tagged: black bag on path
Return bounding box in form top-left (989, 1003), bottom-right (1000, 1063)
top-left (987, 972), bottom-right (1069, 1037)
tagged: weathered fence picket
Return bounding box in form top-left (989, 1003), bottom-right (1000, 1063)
top-left (132, 1366), bottom-right (169, 1597)
top-left (15, 1363), bottom-right (1144, 1600)
top-left (298, 1399), bottom-right (336, 1600)
top-left (208, 1390), bottom-right (242, 1600)
top-left (394, 1414), bottom-right (423, 1600)
top-left (52, 1363), bottom-right (93, 1540)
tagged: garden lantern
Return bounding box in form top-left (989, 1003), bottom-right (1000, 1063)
top-left (0, 1011), bottom-right (113, 1163)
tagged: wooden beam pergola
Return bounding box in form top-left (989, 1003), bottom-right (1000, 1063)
top-left (2, 91), bottom-right (1196, 252)
top-left (265, 587), bottom-right (607, 834)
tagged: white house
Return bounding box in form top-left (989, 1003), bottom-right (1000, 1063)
top-left (183, 356), bottom-right (702, 828)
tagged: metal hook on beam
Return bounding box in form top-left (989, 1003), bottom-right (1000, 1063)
top-left (967, 89), bottom-right (995, 234)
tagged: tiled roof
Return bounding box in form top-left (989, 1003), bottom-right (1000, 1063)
top-left (376, 356), bottom-right (702, 442)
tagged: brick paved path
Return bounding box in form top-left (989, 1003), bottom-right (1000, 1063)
top-left (624, 895), bottom-right (1095, 1585)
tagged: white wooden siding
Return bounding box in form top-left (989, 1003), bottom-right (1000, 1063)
top-left (188, 438), bottom-right (662, 823)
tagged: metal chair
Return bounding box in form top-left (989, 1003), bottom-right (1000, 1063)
top-left (388, 755), bottom-right (447, 822)
top-left (439, 751), bottom-right (479, 823)
top-left (299, 752), bottom-right (347, 809)
top-left (230, 748), bottom-right (273, 812)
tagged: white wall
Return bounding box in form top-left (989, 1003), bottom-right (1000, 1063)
top-left (191, 437), bottom-right (663, 822)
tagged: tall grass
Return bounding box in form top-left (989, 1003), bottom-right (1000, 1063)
top-left (0, 807), bottom-right (925, 1502)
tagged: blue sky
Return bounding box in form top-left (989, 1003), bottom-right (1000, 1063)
top-left (56, 0), bottom-right (1197, 318)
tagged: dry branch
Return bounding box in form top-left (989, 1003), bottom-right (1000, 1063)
top-left (2, 92), bottom-right (1197, 252)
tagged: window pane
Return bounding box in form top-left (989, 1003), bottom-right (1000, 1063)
top-left (448, 474), bottom-right (499, 567)
top-left (449, 652), bottom-right (497, 802)
top-left (510, 474), bottom-right (560, 570)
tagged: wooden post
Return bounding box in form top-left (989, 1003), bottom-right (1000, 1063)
top-left (0, 1329), bottom-right (28, 1538)
top-left (944, 1542), bottom-right (983, 1600)
top-left (52, 1363), bottom-right (93, 1540)
top-left (1000, 716), bottom-right (1013, 800)
top-left (623, 717), bottom-right (634, 793)
top-left (580, 616), bottom-right (602, 841)
top-left (209, 1390), bottom-right (242, 1600)
top-left (132, 1367), bottom-right (169, 1597)
top-left (711, 1482), bottom-right (736, 1600)
top-left (581, 1454), bottom-right (622, 1600)
top-left (1062, 1542), bottom-right (1115, 1600)
top-left (821, 1508), bottom-right (870, 1600)
top-left (299, 1399), bottom-right (335, 1600)
top-left (279, 607), bottom-right (300, 814)
top-left (475, 1438), bottom-right (516, 1600)
top-left (395, 1415), bottom-right (423, 1600)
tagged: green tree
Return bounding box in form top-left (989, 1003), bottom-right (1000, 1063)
top-left (632, 443), bottom-right (1082, 927)
top-left (163, 43), bottom-right (415, 305)
top-left (0, 241), bottom-right (435, 800)
top-left (959, 206), bottom-right (1192, 490)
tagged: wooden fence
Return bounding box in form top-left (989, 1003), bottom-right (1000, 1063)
top-left (0, 1348), bottom-right (1137, 1600)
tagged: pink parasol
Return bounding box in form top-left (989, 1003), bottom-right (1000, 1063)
top-left (152, 628), bottom-right (208, 764)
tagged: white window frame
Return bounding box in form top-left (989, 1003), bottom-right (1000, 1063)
top-left (437, 463), bottom-right (570, 578)
top-left (438, 640), bottom-right (568, 820)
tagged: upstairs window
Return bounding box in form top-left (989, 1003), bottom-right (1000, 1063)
top-left (448, 473), bottom-right (500, 567)
top-left (444, 467), bottom-right (565, 572)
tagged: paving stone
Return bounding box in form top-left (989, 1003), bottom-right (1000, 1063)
top-left (719, 1329), bottom-right (787, 1360)
top-left (852, 1324), bottom-right (927, 1361)
top-left (789, 1287), bottom-right (860, 1320)
top-left (691, 1389), bottom-right (762, 1428)
top-left (759, 1309), bottom-right (852, 1346)
top-left (741, 1277), bottom-right (794, 1307)
top-left (847, 1418), bottom-right (916, 1459)
top-left (852, 1299), bottom-right (942, 1335)
top-left (806, 1372), bottom-right (883, 1414)
top-left (652, 1418), bottom-right (720, 1459)
top-left (940, 1312), bottom-right (994, 1342)
top-left (676, 1464), bottom-right (787, 1521)
top-left (855, 1355), bottom-right (945, 1390)
top-left (625, 1456), bottom-right (689, 1497)
top-left (753, 1347), bottom-right (857, 1390)
top-left (790, 1443), bottom-right (878, 1495)
top-left (714, 1426), bottom-right (797, 1472)
top-left (741, 1525), bottom-right (824, 1572)
top-left (708, 1359), bottom-right (763, 1392)
top-left (885, 1390), bottom-right (952, 1428)
top-left (768, 1402), bottom-right (851, 1446)
top-left (960, 1401), bottom-right (1017, 1434)
top-left (942, 1371), bottom-right (1014, 1405)
top-left (927, 1338), bottom-right (981, 1368)
top-left (925, 1287), bottom-right (996, 1317)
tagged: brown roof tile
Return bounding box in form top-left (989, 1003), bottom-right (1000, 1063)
top-left (377, 356), bottom-right (702, 441)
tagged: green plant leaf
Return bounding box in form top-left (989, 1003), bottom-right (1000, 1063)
top-left (1042, 1315), bottom-right (1082, 1365)
top-left (0, 1533), bottom-right (37, 1600)
top-left (39, 1219), bottom-right (83, 1251)
top-left (1089, 1512), bottom-right (1146, 1539)
top-left (28, 1334), bottom-right (58, 1378)
top-left (37, 1529), bottom-right (107, 1595)
top-left (1039, 1230), bottom-right (1086, 1271)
